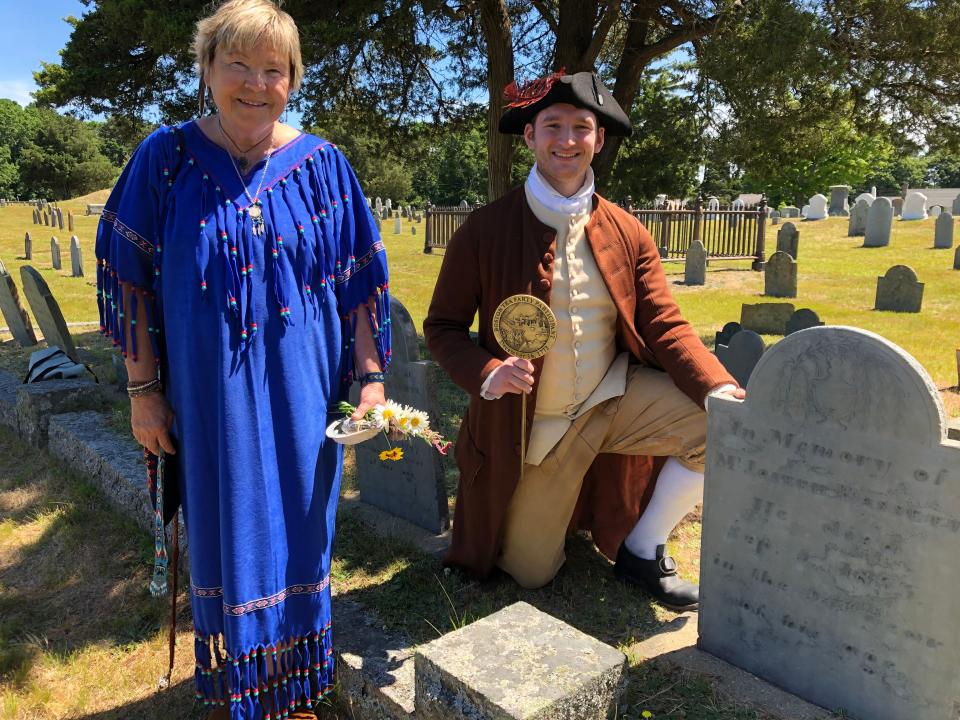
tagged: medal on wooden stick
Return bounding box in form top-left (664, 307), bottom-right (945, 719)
top-left (492, 294), bottom-right (558, 480)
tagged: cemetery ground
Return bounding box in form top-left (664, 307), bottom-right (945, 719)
top-left (0, 199), bottom-right (957, 719)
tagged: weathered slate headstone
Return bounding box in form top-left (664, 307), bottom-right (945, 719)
top-left (684, 239), bottom-right (706, 286)
top-left (50, 237), bottom-right (61, 270)
top-left (740, 303), bottom-right (795, 335)
top-left (700, 326), bottom-right (960, 720)
top-left (864, 197), bottom-right (893, 247)
top-left (32, 209), bottom-right (39, 225)
top-left (954, 245), bottom-right (960, 270)
top-left (23, 232), bottom-right (31, 260)
top-left (415, 602), bottom-right (626, 720)
top-left (775, 222), bottom-right (799, 259)
top-left (901, 191), bottom-right (928, 220)
top-left (784, 308), bottom-right (824, 335)
top-left (714, 329), bottom-right (764, 387)
top-left (828, 184), bottom-right (849, 216)
top-left (875, 264), bottom-right (923, 313)
top-left (933, 211), bottom-right (953, 249)
top-left (69, 236), bottom-right (83, 277)
top-left (19, 266), bottom-right (77, 360)
top-left (67, 211), bottom-right (74, 232)
top-left (715, 321), bottom-right (741, 348)
top-left (56, 207), bottom-right (64, 230)
top-left (42, 211), bottom-right (48, 226)
top-left (764, 250), bottom-right (797, 298)
top-left (0, 267), bottom-right (37, 346)
top-left (806, 194), bottom-right (828, 220)
top-left (847, 198), bottom-right (870, 237)
top-left (349, 296), bottom-right (449, 533)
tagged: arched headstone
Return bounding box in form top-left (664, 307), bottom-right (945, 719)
top-left (764, 250), bottom-right (797, 298)
top-left (776, 222), bottom-right (799, 259)
top-left (684, 240), bottom-right (707, 286)
top-left (784, 308), bottom-right (824, 335)
top-left (875, 265), bottom-right (923, 312)
top-left (805, 194), bottom-right (827, 220)
top-left (864, 197), bottom-right (893, 247)
top-left (933, 211), bottom-right (953, 249)
top-left (714, 329), bottom-right (764, 387)
top-left (901, 191), bottom-right (928, 220)
top-left (847, 198), bottom-right (870, 237)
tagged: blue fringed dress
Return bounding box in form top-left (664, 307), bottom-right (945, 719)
top-left (95, 121), bottom-right (391, 719)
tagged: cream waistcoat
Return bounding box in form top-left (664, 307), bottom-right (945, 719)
top-left (524, 183), bottom-right (628, 466)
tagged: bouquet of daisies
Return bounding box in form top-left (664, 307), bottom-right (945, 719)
top-left (335, 400), bottom-right (452, 461)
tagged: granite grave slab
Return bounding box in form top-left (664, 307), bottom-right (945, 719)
top-left (740, 303), bottom-right (795, 335)
top-left (685, 239), bottom-right (706, 286)
top-left (20, 265), bottom-right (77, 360)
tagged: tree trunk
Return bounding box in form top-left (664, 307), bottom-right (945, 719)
top-left (477, 0), bottom-right (515, 202)
top-left (555, 0), bottom-right (600, 72)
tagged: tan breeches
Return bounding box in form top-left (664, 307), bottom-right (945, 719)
top-left (498, 365), bottom-right (707, 589)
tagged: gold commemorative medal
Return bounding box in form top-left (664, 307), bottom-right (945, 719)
top-left (492, 294), bottom-right (557, 478)
top-left (492, 294), bottom-right (557, 360)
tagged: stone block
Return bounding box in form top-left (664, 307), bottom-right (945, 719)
top-left (0, 368), bottom-right (21, 431)
top-left (415, 602), bottom-right (626, 720)
top-left (16, 379), bottom-right (108, 448)
top-left (700, 327), bottom-right (960, 720)
top-left (0, 268), bottom-right (37, 346)
top-left (740, 302), bottom-right (795, 335)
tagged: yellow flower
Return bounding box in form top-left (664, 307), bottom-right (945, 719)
top-left (378, 447), bottom-right (404, 462)
top-left (641, 711), bottom-right (653, 719)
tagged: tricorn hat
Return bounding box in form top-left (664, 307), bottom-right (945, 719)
top-left (498, 70), bottom-right (632, 136)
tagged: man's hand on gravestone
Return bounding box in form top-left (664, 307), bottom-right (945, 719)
top-left (130, 393), bottom-right (176, 456)
top-left (487, 357), bottom-right (535, 396)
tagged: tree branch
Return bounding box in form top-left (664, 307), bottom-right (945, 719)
top-left (529, 0), bottom-right (561, 36)
top-left (635, 12), bottom-right (723, 66)
top-left (580, 0), bottom-right (619, 68)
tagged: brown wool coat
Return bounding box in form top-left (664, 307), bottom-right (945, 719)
top-left (424, 186), bottom-right (736, 579)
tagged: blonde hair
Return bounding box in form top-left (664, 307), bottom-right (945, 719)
top-left (194, 0), bottom-right (304, 94)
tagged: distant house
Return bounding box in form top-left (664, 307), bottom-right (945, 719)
top-left (736, 193), bottom-right (764, 207)
top-left (907, 188), bottom-right (960, 209)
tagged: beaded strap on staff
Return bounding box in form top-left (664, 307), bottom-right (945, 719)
top-left (148, 450), bottom-right (170, 597)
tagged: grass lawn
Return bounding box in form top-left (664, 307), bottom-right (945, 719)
top-left (0, 200), bottom-right (954, 718)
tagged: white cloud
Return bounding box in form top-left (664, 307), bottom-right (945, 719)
top-left (0, 79), bottom-right (36, 106)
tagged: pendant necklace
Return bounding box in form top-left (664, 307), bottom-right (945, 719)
top-left (225, 136), bottom-right (273, 238)
top-left (218, 116), bottom-right (273, 172)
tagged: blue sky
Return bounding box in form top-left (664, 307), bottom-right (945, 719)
top-left (0, 0), bottom-right (84, 106)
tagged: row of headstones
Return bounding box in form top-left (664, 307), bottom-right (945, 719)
top-left (683, 221), bottom-right (800, 289)
top-left (366, 196), bottom-right (426, 222)
top-left (849, 194), bottom-right (958, 248)
top-left (0, 263), bottom-right (78, 359)
top-left (32, 207), bottom-right (76, 232)
top-left (23, 232), bottom-right (84, 278)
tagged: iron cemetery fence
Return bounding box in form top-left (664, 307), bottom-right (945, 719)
top-left (424, 197), bottom-right (766, 269)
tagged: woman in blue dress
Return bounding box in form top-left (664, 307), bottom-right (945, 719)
top-left (95, 2), bottom-right (390, 718)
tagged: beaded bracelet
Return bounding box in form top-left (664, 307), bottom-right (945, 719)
top-left (359, 371), bottom-right (386, 386)
top-left (127, 378), bottom-right (162, 398)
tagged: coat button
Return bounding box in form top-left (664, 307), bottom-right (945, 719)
top-left (539, 278), bottom-right (551, 290)
top-left (541, 232), bottom-right (554, 245)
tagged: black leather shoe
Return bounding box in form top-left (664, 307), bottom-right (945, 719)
top-left (614, 542), bottom-right (699, 611)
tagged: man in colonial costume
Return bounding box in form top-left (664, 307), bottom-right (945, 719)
top-left (424, 71), bottom-right (742, 611)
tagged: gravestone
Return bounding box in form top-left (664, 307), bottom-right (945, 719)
top-left (805, 194), bottom-right (828, 220)
top-left (349, 296), bottom-right (449, 534)
top-left (714, 329), bottom-right (764, 387)
top-left (707, 196), bottom-right (720, 220)
top-left (32, 209), bottom-right (39, 224)
top-left (847, 198), bottom-right (870, 237)
top-left (50, 237), bottom-right (61, 270)
top-left (394, 217), bottom-right (402, 235)
top-left (930, 205), bottom-right (943, 219)
top-left (933, 212), bottom-right (953, 249)
top-left (784, 308), bottom-right (824, 335)
top-left (700, 326), bottom-right (960, 720)
top-left (0, 267), bottom-right (37, 346)
top-left (952, 194), bottom-right (960, 216)
top-left (23, 232), bottom-right (31, 260)
top-left (764, 250), bottom-right (797, 298)
top-left (684, 239), bottom-right (706, 286)
top-left (891, 197), bottom-right (903, 217)
top-left (42, 211), bottom-right (48, 226)
top-left (901, 191), bottom-right (928, 220)
top-left (875, 265), bottom-right (923, 313)
top-left (828, 185), bottom-right (850, 216)
top-left (955, 245), bottom-right (960, 270)
top-left (19, 266), bottom-right (78, 360)
top-left (410, 226), bottom-right (416, 236)
top-left (385, 198), bottom-right (392, 213)
top-left (373, 215), bottom-right (381, 233)
top-left (70, 236), bottom-right (83, 277)
top-left (769, 210), bottom-right (780, 226)
top-left (854, 192), bottom-right (875, 205)
top-left (740, 303), bottom-right (795, 335)
top-left (776, 222), bottom-right (799, 259)
top-left (864, 197), bottom-right (893, 247)
top-left (729, 198), bottom-right (744, 228)
top-left (56, 208), bottom-right (64, 230)
top-left (800, 204), bottom-right (810, 218)
top-left (67, 211), bottom-right (74, 232)
top-left (715, 321), bottom-right (742, 348)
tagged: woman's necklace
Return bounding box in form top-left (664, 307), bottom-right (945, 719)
top-left (217, 116), bottom-right (273, 172)
top-left (225, 140), bottom-right (273, 237)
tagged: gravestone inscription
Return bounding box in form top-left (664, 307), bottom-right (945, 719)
top-left (875, 265), bottom-right (923, 313)
top-left (19, 266), bottom-right (78, 360)
top-left (684, 240), bottom-right (706, 286)
top-left (764, 250), bottom-right (797, 298)
top-left (0, 267), bottom-right (37, 346)
top-left (349, 296), bottom-right (449, 534)
top-left (700, 327), bottom-right (960, 720)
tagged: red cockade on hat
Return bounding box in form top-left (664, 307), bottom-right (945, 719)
top-left (503, 69), bottom-right (567, 109)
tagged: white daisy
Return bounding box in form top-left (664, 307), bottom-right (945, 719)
top-left (372, 400), bottom-right (404, 430)
top-left (406, 410), bottom-right (430, 436)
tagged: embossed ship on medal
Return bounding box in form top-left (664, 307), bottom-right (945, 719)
top-left (492, 294), bottom-right (557, 479)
